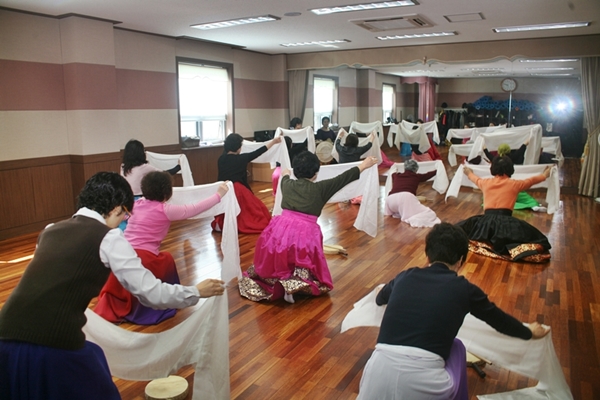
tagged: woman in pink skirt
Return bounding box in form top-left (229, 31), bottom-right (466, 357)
top-left (239, 152), bottom-right (378, 303)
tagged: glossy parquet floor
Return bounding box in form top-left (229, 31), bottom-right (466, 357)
top-left (0, 145), bottom-right (598, 399)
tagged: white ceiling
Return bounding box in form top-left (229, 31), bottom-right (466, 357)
top-left (2, 0), bottom-right (599, 78)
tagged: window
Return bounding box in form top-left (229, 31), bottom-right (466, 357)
top-left (177, 59), bottom-right (233, 146)
top-left (382, 84), bottom-right (396, 123)
top-left (313, 76), bottom-right (338, 130)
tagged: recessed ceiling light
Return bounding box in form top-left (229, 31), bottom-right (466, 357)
top-left (493, 21), bottom-right (589, 33)
top-left (519, 59), bottom-right (577, 63)
top-left (311, 1), bottom-right (418, 15)
top-left (377, 31), bottom-right (456, 40)
top-left (444, 13), bottom-right (484, 23)
top-left (284, 12), bottom-right (302, 17)
top-left (281, 39), bottom-right (351, 47)
top-left (191, 15), bottom-right (280, 30)
top-left (525, 67), bottom-right (575, 71)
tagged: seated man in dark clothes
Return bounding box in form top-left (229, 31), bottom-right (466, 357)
top-left (358, 223), bottom-right (549, 400)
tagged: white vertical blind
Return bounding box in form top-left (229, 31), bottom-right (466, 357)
top-left (178, 64), bottom-right (228, 118)
top-left (314, 77), bottom-right (335, 113)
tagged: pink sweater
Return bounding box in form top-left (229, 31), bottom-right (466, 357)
top-left (466, 172), bottom-right (546, 210)
top-left (121, 164), bottom-right (160, 196)
top-left (125, 193), bottom-right (221, 254)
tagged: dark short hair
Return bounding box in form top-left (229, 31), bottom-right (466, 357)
top-left (321, 116), bottom-right (330, 124)
top-left (425, 223), bottom-right (469, 266)
top-left (141, 171), bottom-right (173, 202)
top-left (224, 133), bottom-right (244, 153)
top-left (290, 117), bottom-right (303, 128)
top-left (345, 134), bottom-right (359, 148)
top-left (122, 139), bottom-right (147, 176)
top-left (416, 119), bottom-right (424, 124)
top-left (293, 151), bottom-right (320, 179)
top-left (490, 156), bottom-right (514, 177)
top-left (77, 172), bottom-right (134, 216)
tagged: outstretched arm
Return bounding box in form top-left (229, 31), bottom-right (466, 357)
top-left (164, 182), bottom-right (229, 221)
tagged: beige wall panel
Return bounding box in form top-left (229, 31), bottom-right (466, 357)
top-left (0, 10), bottom-right (62, 64)
top-left (65, 110), bottom-right (121, 155)
top-left (232, 50), bottom-right (281, 81)
top-left (114, 30), bottom-right (176, 73)
top-left (0, 111), bottom-right (69, 161)
top-left (116, 109), bottom-right (180, 148)
top-left (175, 39), bottom-right (235, 65)
top-left (338, 107), bottom-right (358, 127)
top-left (234, 109), bottom-right (287, 136)
top-left (268, 55), bottom-right (287, 81)
top-left (59, 17), bottom-right (116, 65)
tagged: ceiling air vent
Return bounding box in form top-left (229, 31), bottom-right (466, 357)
top-left (352, 15), bottom-right (433, 32)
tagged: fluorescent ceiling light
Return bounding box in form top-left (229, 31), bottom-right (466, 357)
top-left (311, 1), bottom-right (417, 15)
top-left (525, 67), bottom-right (574, 71)
top-left (281, 39), bottom-right (351, 47)
top-left (461, 67), bottom-right (504, 71)
top-left (191, 15), bottom-right (279, 30)
top-left (530, 73), bottom-right (574, 76)
top-left (519, 59), bottom-right (577, 63)
top-left (493, 21), bottom-right (589, 33)
top-left (377, 31), bottom-right (455, 40)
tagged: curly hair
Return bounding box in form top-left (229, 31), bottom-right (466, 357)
top-left (293, 151), bottom-right (320, 179)
top-left (77, 172), bottom-right (134, 216)
top-left (425, 223), bottom-right (469, 266)
top-left (122, 139), bottom-right (147, 176)
top-left (224, 133), bottom-right (244, 153)
top-left (141, 171), bottom-right (173, 202)
top-left (490, 155), bottom-right (514, 177)
top-left (404, 159), bottom-right (419, 173)
top-left (345, 134), bottom-right (359, 148)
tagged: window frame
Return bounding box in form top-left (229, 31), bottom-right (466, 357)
top-left (176, 57), bottom-right (234, 147)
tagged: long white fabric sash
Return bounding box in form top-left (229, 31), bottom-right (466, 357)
top-left (146, 151), bottom-right (194, 187)
top-left (446, 126), bottom-right (505, 143)
top-left (541, 137), bottom-right (564, 167)
top-left (448, 144), bottom-right (477, 167)
top-left (340, 287), bottom-right (573, 400)
top-left (169, 181), bottom-right (241, 282)
top-left (331, 128), bottom-right (383, 164)
top-left (384, 160), bottom-right (449, 195)
top-left (83, 295), bottom-right (230, 400)
top-left (272, 162), bottom-right (380, 237)
top-left (468, 125), bottom-right (543, 165)
top-left (349, 121), bottom-right (384, 143)
top-left (389, 120), bottom-right (440, 149)
top-left (275, 126), bottom-right (316, 153)
top-left (240, 139), bottom-right (291, 171)
top-left (445, 164), bottom-right (560, 214)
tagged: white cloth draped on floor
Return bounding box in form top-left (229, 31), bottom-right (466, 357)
top-left (468, 125), bottom-right (543, 165)
top-left (541, 137), bottom-right (564, 167)
top-left (349, 121), bottom-right (384, 143)
top-left (340, 287), bottom-right (573, 400)
top-left (331, 128), bottom-right (383, 164)
top-left (391, 120), bottom-right (440, 152)
top-left (146, 151), bottom-right (194, 187)
top-left (240, 139), bottom-right (291, 171)
top-left (272, 161), bottom-right (380, 237)
top-left (445, 164), bottom-right (560, 214)
top-left (275, 126), bottom-right (316, 153)
top-left (83, 294), bottom-right (230, 400)
top-left (169, 181), bottom-right (241, 282)
top-left (384, 160), bottom-right (449, 195)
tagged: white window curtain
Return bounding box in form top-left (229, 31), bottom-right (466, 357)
top-left (178, 64), bottom-right (228, 119)
top-left (578, 57), bottom-right (600, 198)
top-left (314, 77), bottom-right (335, 114)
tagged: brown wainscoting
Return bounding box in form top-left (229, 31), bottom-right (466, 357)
top-left (0, 144), bottom-right (224, 240)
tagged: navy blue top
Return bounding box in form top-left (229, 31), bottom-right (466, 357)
top-left (376, 263), bottom-right (532, 360)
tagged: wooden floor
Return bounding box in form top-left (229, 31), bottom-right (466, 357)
top-left (1, 146), bottom-right (599, 400)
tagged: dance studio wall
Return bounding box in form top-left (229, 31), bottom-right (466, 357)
top-left (0, 9), bottom-right (287, 239)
